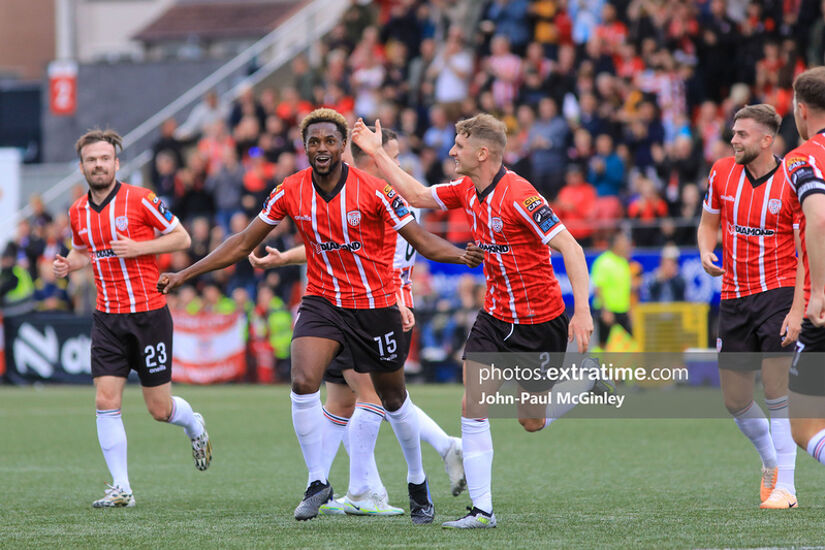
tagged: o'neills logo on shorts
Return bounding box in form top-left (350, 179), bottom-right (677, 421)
top-left (727, 223), bottom-right (775, 237)
top-left (312, 241), bottom-right (363, 253)
top-left (476, 242), bottom-right (510, 254)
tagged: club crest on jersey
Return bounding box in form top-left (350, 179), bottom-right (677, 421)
top-left (523, 195), bottom-right (543, 212)
top-left (347, 210), bottom-right (361, 227)
top-left (768, 199), bottom-right (782, 215)
top-left (115, 216), bottom-right (129, 231)
top-left (491, 217), bottom-right (503, 232)
top-left (383, 184), bottom-right (396, 198)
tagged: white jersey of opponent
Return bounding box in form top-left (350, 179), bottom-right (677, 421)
top-left (393, 205), bottom-right (421, 308)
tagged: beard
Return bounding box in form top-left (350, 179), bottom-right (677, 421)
top-left (311, 157), bottom-right (340, 176)
top-left (734, 148), bottom-right (759, 165)
top-left (84, 169), bottom-right (116, 191)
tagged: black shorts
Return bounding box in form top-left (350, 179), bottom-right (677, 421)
top-left (790, 319), bottom-right (825, 396)
top-left (91, 305), bottom-right (174, 387)
top-left (294, 295), bottom-right (405, 374)
top-left (718, 287), bottom-right (794, 370)
top-left (323, 308), bottom-right (414, 384)
top-left (464, 310), bottom-right (569, 355)
top-left (596, 311), bottom-right (631, 346)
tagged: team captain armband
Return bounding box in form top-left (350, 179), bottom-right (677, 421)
top-left (784, 154), bottom-right (825, 203)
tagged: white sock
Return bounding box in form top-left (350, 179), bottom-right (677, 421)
top-left (384, 394), bottom-right (426, 484)
top-left (733, 401), bottom-right (777, 468)
top-left (96, 409), bottom-right (130, 493)
top-left (805, 428), bottom-right (825, 465)
top-left (320, 407), bottom-right (349, 480)
top-left (415, 404), bottom-right (452, 457)
top-left (348, 403), bottom-right (386, 495)
top-left (543, 366), bottom-right (598, 429)
top-left (766, 396), bottom-right (796, 493)
top-left (462, 416), bottom-right (493, 514)
top-left (167, 396), bottom-right (203, 439)
top-left (291, 390), bottom-right (325, 486)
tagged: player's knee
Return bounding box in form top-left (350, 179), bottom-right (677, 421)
top-left (519, 418), bottom-right (545, 432)
top-left (379, 392), bottom-right (405, 412)
top-left (148, 401), bottom-right (172, 422)
top-left (724, 399), bottom-right (751, 416)
top-left (290, 372), bottom-right (319, 395)
top-left (791, 422), bottom-right (812, 449)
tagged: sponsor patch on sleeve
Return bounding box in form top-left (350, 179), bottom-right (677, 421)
top-left (157, 200), bottom-right (174, 222)
top-left (532, 205), bottom-right (560, 232)
top-left (786, 155), bottom-right (807, 172)
top-left (391, 196), bottom-right (409, 218)
top-left (523, 195), bottom-right (544, 212)
top-left (383, 184), bottom-right (396, 198)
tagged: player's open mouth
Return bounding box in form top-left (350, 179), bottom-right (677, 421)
top-left (315, 155), bottom-right (331, 168)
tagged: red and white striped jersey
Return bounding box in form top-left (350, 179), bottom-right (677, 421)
top-left (69, 182), bottom-right (178, 313)
top-left (392, 204), bottom-right (421, 308)
top-left (431, 166), bottom-right (566, 324)
top-left (782, 133), bottom-right (825, 305)
top-left (259, 164), bottom-right (414, 309)
top-left (703, 156), bottom-right (799, 300)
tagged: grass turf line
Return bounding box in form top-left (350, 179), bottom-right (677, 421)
top-left (1, 384), bottom-right (824, 549)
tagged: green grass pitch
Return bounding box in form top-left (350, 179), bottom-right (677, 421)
top-left (2, 384), bottom-right (825, 549)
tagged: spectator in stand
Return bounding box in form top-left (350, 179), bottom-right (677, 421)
top-left (351, 50), bottom-right (386, 119)
top-left (179, 89), bottom-right (229, 139)
top-left (589, 133), bottom-right (625, 197)
top-left (423, 105), bottom-right (455, 161)
top-left (28, 194), bottom-right (52, 229)
top-left (644, 244), bottom-right (686, 302)
top-left (151, 118), bottom-right (185, 186)
top-left (528, 97), bottom-right (569, 199)
top-left (291, 54), bottom-right (322, 103)
top-left (380, 0), bottom-right (421, 55)
top-left (568, 127), bottom-right (594, 172)
top-left (228, 85), bottom-right (266, 131)
top-left (627, 175), bottom-right (668, 247)
top-left (426, 26), bottom-right (473, 120)
top-left (554, 164), bottom-right (597, 247)
top-left (197, 120), bottom-right (234, 176)
top-left (407, 38), bottom-right (437, 108)
top-left (153, 150), bottom-right (178, 208)
top-left (478, 34), bottom-right (523, 109)
top-left (205, 147), bottom-right (245, 234)
top-left (33, 259), bottom-right (71, 312)
top-left (481, 0), bottom-right (531, 55)
top-left (242, 147), bottom-right (275, 210)
top-left (233, 115), bottom-right (261, 160)
top-left (350, 25), bottom-right (385, 72)
top-left (177, 154), bottom-right (214, 223)
top-left (576, 91), bottom-right (605, 138)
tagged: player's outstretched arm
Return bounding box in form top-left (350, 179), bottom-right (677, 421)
top-left (111, 222), bottom-right (191, 258)
top-left (248, 244), bottom-right (307, 268)
top-left (158, 217), bottom-right (273, 294)
top-left (398, 220), bottom-right (483, 267)
top-left (351, 118), bottom-right (440, 209)
top-left (53, 248), bottom-right (90, 278)
top-left (548, 229), bottom-right (593, 353)
top-left (803, 194), bottom-right (825, 326)
top-left (697, 209), bottom-right (724, 277)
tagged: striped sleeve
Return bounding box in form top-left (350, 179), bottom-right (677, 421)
top-left (512, 191), bottom-right (565, 245)
top-left (140, 190), bottom-right (178, 234)
top-left (702, 164), bottom-right (721, 214)
top-left (258, 183), bottom-right (286, 226)
top-left (376, 186), bottom-right (414, 231)
top-left (430, 179), bottom-right (465, 211)
top-left (69, 206), bottom-right (86, 250)
top-left (784, 153), bottom-right (825, 204)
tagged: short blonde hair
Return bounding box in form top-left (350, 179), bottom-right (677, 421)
top-left (299, 108), bottom-right (349, 144)
top-left (455, 114), bottom-right (507, 158)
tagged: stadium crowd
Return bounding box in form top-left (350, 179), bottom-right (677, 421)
top-left (4, 0), bottom-right (823, 378)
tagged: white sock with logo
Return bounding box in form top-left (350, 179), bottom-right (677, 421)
top-left (733, 401), bottom-right (777, 468)
top-left (462, 416), bottom-right (493, 514)
top-left (167, 396), bottom-right (203, 439)
top-left (291, 390), bottom-right (326, 485)
top-left (96, 409), bottom-right (131, 493)
top-left (766, 396), bottom-right (796, 493)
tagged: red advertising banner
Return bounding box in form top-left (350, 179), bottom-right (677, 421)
top-left (171, 311), bottom-right (246, 384)
top-left (48, 60), bottom-right (77, 116)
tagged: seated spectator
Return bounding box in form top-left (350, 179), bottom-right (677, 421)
top-left (528, 97), bottom-right (568, 199)
top-left (153, 150), bottom-right (178, 207)
top-left (229, 85), bottom-right (266, 131)
top-left (644, 244), bottom-right (686, 302)
top-left (481, 0), bottom-right (530, 55)
top-left (589, 133), bottom-right (625, 197)
top-left (197, 119), bottom-right (234, 176)
top-left (554, 165), bottom-right (597, 247)
top-left (627, 176), bottom-right (668, 247)
top-left (205, 147), bottom-right (245, 233)
top-left (423, 105), bottom-right (455, 161)
top-left (178, 89), bottom-right (229, 139)
top-left (242, 147), bottom-right (276, 209)
top-left (33, 259), bottom-right (71, 312)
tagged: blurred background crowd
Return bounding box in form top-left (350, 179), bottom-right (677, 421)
top-left (4, 0), bottom-right (820, 379)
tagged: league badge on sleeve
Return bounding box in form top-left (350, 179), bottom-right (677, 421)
top-left (533, 205), bottom-right (559, 232)
top-left (391, 196), bottom-right (409, 218)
